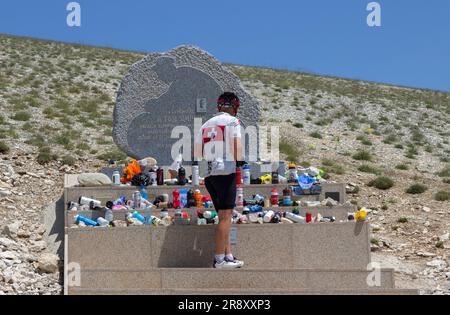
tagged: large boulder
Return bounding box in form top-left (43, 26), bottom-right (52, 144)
top-left (77, 173), bottom-right (112, 187)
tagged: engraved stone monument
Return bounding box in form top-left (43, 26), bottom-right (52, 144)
top-left (113, 46), bottom-right (260, 166)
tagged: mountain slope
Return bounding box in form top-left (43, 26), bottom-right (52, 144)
top-left (0, 34), bottom-right (449, 295)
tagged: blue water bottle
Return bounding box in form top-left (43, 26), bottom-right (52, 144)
top-left (140, 185), bottom-right (148, 200)
top-left (74, 215), bottom-right (98, 227)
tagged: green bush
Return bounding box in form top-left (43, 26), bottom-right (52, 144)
top-left (12, 111), bottom-right (31, 121)
top-left (368, 176), bottom-right (394, 190)
top-left (37, 147), bottom-right (58, 165)
top-left (397, 217), bottom-right (408, 224)
top-left (61, 155), bottom-right (76, 166)
top-left (293, 123), bottom-right (303, 129)
top-left (406, 184), bottom-right (428, 194)
top-left (437, 166), bottom-right (450, 178)
top-left (358, 164), bottom-right (380, 175)
top-left (97, 148), bottom-right (127, 162)
top-left (279, 140), bottom-right (300, 163)
top-left (395, 164), bottom-right (409, 170)
top-left (309, 131), bottom-right (322, 139)
top-left (353, 150), bottom-right (373, 161)
top-left (435, 191), bottom-right (450, 201)
top-left (0, 141), bottom-right (10, 154)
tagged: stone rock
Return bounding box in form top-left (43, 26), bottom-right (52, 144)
top-left (439, 233), bottom-right (449, 242)
top-left (0, 188), bottom-right (11, 198)
top-left (113, 46), bottom-right (261, 165)
top-left (0, 237), bottom-right (16, 248)
top-left (2, 222), bottom-right (20, 239)
top-left (321, 197), bottom-right (338, 207)
top-left (422, 206), bottom-right (431, 213)
top-left (0, 251), bottom-right (18, 260)
top-left (77, 173), bottom-right (112, 187)
top-left (29, 241), bottom-right (47, 252)
top-left (37, 253), bottom-right (59, 274)
top-left (426, 259), bottom-right (447, 269)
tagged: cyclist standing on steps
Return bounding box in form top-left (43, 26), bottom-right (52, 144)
top-left (194, 92), bottom-right (245, 269)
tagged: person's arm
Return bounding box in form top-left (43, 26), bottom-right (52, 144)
top-left (232, 119), bottom-right (243, 162)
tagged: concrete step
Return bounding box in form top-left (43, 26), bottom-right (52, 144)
top-left (69, 268), bottom-right (395, 291)
top-left (67, 222), bottom-right (371, 270)
top-left (69, 287), bottom-right (418, 295)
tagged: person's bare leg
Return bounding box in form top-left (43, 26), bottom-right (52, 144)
top-left (215, 210), bottom-right (232, 256)
top-left (224, 211), bottom-right (233, 256)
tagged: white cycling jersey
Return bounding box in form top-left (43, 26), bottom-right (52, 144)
top-left (195, 112), bottom-right (241, 178)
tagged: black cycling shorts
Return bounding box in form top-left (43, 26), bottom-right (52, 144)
top-left (204, 173), bottom-right (236, 211)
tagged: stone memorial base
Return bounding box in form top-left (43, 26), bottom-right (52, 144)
top-left (63, 175), bottom-right (417, 295)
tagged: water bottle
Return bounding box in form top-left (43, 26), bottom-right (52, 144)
top-left (271, 211), bottom-right (282, 223)
top-left (271, 171), bottom-right (279, 184)
top-left (285, 212), bottom-right (306, 224)
top-left (149, 166), bottom-right (157, 186)
top-left (140, 185), bottom-right (148, 200)
top-left (194, 190), bottom-right (203, 209)
top-left (192, 162), bottom-right (200, 186)
top-left (236, 186), bottom-right (244, 208)
top-left (282, 187), bottom-right (292, 206)
top-left (270, 188), bottom-right (279, 207)
top-left (172, 189), bottom-right (181, 209)
top-left (105, 208), bottom-right (114, 223)
top-left (79, 196), bottom-right (101, 208)
top-left (112, 171), bottom-right (121, 185)
top-left (97, 217), bottom-right (110, 227)
top-left (131, 211), bottom-right (146, 223)
top-left (178, 165), bottom-right (187, 186)
top-left (179, 189), bottom-right (188, 208)
top-left (263, 210), bottom-right (275, 223)
top-left (157, 167), bottom-right (164, 186)
top-left (74, 215), bottom-right (98, 227)
top-left (248, 205), bottom-right (263, 213)
top-left (243, 165), bottom-right (251, 185)
top-left (288, 163), bottom-right (298, 183)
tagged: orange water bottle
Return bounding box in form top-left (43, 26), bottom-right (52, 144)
top-left (194, 190), bottom-right (203, 209)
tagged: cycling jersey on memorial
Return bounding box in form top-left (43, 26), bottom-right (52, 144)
top-left (195, 112), bottom-right (241, 178)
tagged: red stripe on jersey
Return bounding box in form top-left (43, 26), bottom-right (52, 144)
top-left (202, 125), bottom-right (226, 144)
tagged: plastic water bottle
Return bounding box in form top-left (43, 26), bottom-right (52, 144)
top-left (263, 210), bottom-right (275, 223)
top-left (131, 211), bottom-right (146, 223)
top-left (112, 171), bottom-right (121, 185)
top-left (248, 205), bottom-right (263, 213)
top-left (79, 197), bottom-right (101, 209)
top-left (97, 217), bottom-right (110, 227)
top-left (236, 186), bottom-right (244, 208)
top-left (74, 215), bottom-right (98, 227)
top-left (270, 188), bottom-right (279, 207)
top-left (192, 162), bottom-right (200, 186)
top-left (105, 208), bottom-right (114, 223)
top-left (285, 212), bottom-right (306, 224)
top-left (172, 189), bottom-right (181, 209)
top-left (149, 166), bottom-right (157, 186)
top-left (140, 185), bottom-right (148, 200)
top-left (243, 165), bottom-right (251, 185)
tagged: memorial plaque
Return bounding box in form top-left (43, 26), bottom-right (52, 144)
top-left (113, 46), bottom-right (261, 166)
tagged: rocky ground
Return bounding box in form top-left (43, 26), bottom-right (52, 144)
top-left (0, 34), bottom-right (449, 295)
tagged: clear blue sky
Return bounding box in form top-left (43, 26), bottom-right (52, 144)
top-left (1, 0), bottom-right (449, 92)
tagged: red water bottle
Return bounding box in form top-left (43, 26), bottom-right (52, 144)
top-left (236, 167), bottom-right (242, 186)
top-left (172, 189), bottom-right (180, 209)
top-left (270, 188), bottom-right (279, 207)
